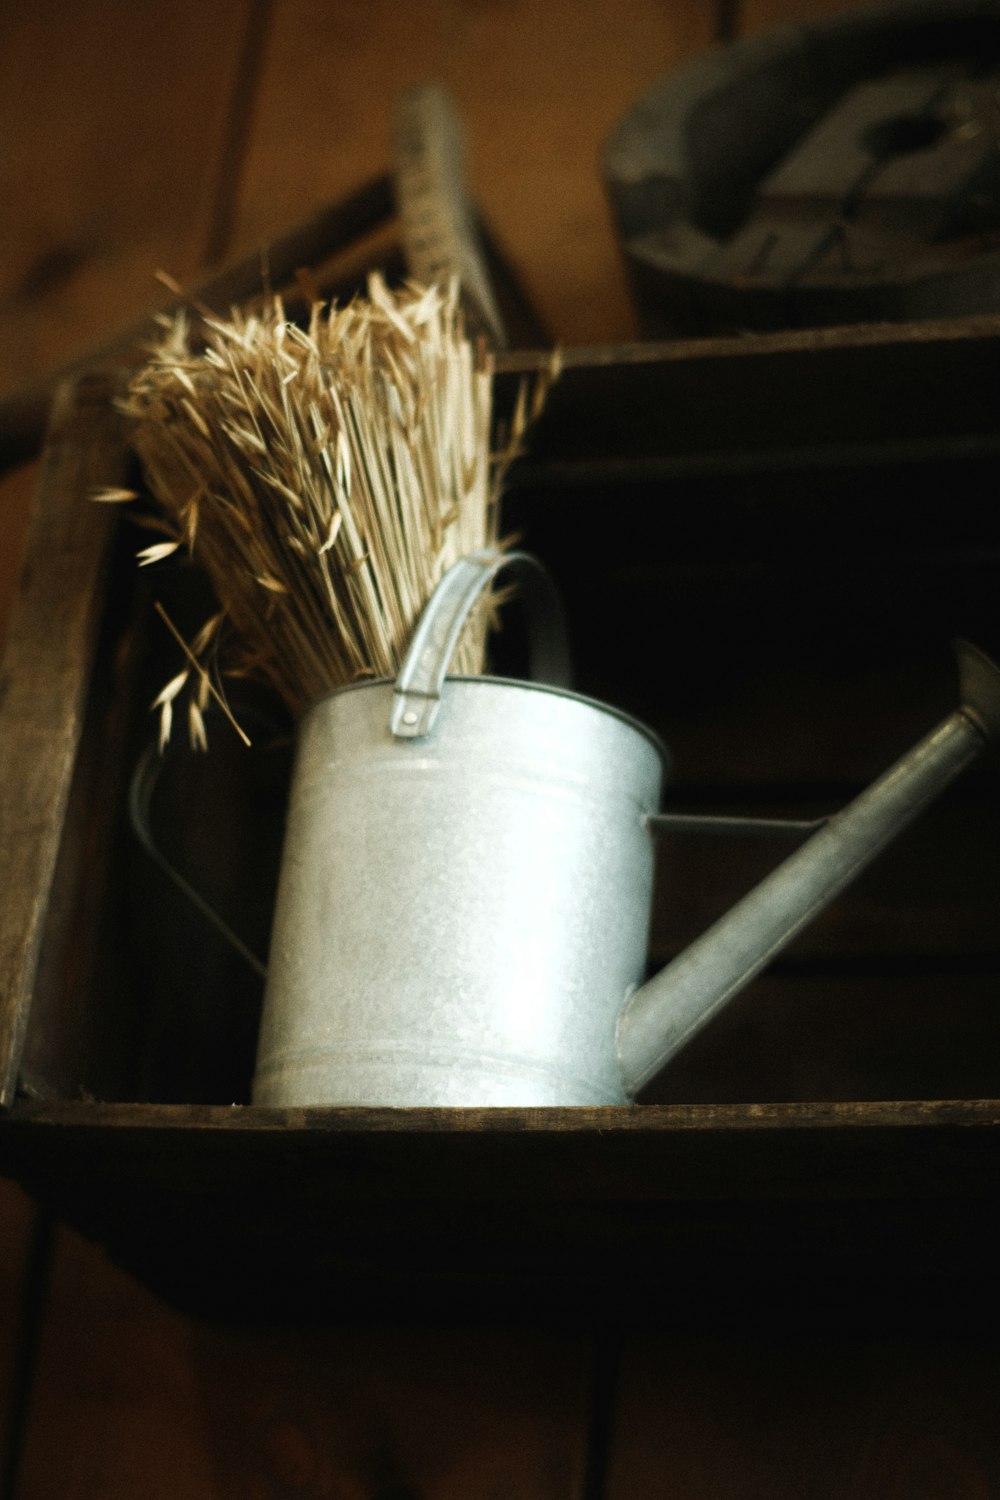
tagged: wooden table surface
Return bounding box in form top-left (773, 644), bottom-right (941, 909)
top-left (6, 3), bottom-right (1000, 1497)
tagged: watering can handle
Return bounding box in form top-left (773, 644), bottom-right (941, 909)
top-left (129, 549), bottom-right (567, 972)
top-left (129, 742), bottom-right (270, 978)
top-left (390, 547), bottom-right (572, 738)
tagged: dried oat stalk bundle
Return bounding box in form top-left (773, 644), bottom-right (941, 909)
top-left (111, 275), bottom-right (556, 746)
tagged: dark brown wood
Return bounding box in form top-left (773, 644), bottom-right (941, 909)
top-left (0, 2), bottom-right (258, 447)
top-left (14, 1212), bottom-right (590, 1500)
top-left (13, 1218), bottom-right (222, 1499)
top-left (0, 375), bottom-right (128, 1107)
top-left (498, 313), bottom-right (1000, 478)
top-left (5, 1098), bottom-right (1000, 1324)
top-left (0, 177), bottom-right (395, 475)
top-left (608, 1331), bottom-right (1000, 1498)
top-left (236, 0), bottom-right (718, 348)
top-left (187, 1321), bottom-right (589, 1500)
top-left (16, 527), bottom-right (150, 1105)
top-left (0, 1179), bottom-right (37, 1487)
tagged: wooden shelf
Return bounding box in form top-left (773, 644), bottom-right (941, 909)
top-left (4, 321), bottom-right (1000, 1321)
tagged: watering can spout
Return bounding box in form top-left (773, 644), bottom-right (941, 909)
top-left (616, 640), bottom-right (1000, 1100)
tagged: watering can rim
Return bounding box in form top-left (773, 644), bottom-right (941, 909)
top-left (301, 671), bottom-right (671, 763)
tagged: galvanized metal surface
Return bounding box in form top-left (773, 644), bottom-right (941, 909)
top-left (618, 654), bottom-right (997, 1096)
top-left (390, 549), bottom-right (571, 739)
top-left (253, 676), bottom-right (664, 1105)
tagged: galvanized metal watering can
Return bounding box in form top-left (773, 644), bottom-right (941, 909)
top-left (249, 547), bottom-right (1000, 1108)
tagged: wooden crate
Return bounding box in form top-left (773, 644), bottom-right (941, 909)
top-left (3, 320), bottom-right (1000, 1327)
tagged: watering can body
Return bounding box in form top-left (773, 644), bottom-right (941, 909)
top-left (244, 549), bottom-right (1000, 1108)
top-left (253, 677), bottom-right (663, 1106)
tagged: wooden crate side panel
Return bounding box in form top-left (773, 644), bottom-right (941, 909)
top-left (0, 377), bottom-right (128, 1106)
top-left (0, 1179), bottom-right (37, 1486)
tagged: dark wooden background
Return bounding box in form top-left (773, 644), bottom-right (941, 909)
top-left (6, 2), bottom-right (1000, 1496)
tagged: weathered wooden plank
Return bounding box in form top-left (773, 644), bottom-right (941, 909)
top-left (0, 2), bottom-right (255, 394)
top-left (499, 315), bottom-right (1000, 478)
top-left (14, 1222), bottom-right (218, 1500)
top-left (14, 1210), bottom-right (590, 1500)
top-left (5, 1098), bottom-right (1000, 1326)
top-left (10, 1095), bottom-right (1000, 1135)
top-left (195, 1323), bottom-right (590, 1500)
top-left (0, 375), bottom-right (128, 1107)
top-left (607, 1332), bottom-right (1000, 1498)
top-left (236, 0), bottom-right (717, 344)
top-left (0, 176), bottom-right (395, 475)
top-left (6, 1096), bottom-right (1000, 1200)
top-left (0, 1179), bottom-right (37, 1490)
top-left (741, 0), bottom-right (878, 32)
top-left (15, 523), bottom-right (150, 1105)
top-left (0, 465), bottom-right (37, 648)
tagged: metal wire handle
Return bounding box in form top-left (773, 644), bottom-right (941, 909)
top-left (390, 547), bottom-right (572, 739)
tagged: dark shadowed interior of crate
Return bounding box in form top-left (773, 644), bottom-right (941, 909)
top-left (18, 329), bottom-right (1000, 1116)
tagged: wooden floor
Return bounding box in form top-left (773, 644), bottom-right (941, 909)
top-left (4, 1), bottom-right (1000, 1495)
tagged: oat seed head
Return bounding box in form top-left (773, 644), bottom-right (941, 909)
top-left (120, 275), bottom-right (557, 745)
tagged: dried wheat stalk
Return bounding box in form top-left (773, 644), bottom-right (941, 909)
top-left (97, 275), bottom-right (557, 747)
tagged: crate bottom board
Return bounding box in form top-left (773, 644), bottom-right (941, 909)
top-left (3, 1099), bottom-right (1000, 1326)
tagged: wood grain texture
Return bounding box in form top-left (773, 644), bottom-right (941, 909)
top-left (0, 177), bottom-right (395, 474)
top-left (14, 1222), bottom-right (218, 1500)
top-left (608, 1334), bottom-right (1000, 1498)
top-left (0, 1180), bottom-right (36, 1486)
top-left (3, 4), bottom-right (1000, 1495)
top-left (234, 0), bottom-right (716, 344)
top-left (741, 0), bottom-right (878, 31)
top-left (0, 465), bottom-right (36, 644)
top-left (0, 376), bottom-right (127, 1106)
top-left (0, 1), bottom-right (255, 395)
top-left (14, 1214), bottom-right (589, 1500)
top-left (5, 1099), bottom-right (1000, 1327)
top-left (194, 1323), bottom-right (590, 1500)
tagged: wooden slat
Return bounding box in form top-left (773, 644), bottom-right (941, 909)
top-left (0, 176), bottom-right (395, 475)
top-left (0, 463), bottom-right (37, 656)
top-left (15, 520), bottom-right (150, 1105)
top-left (5, 1099), bottom-right (1000, 1326)
top-left (740, 0), bottom-right (877, 31)
top-left (193, 1324), bottom-right (590, 1500)
top-left (0, 2), bottom-right (255, 395)
top-left (235, 0), bottom-right (717, 344)
top-left (0, 1179), bottom-right (37, 1489)
top-left (14, 1222), bottom-right (218, 1500)
top-left (14, 1213), bottom-right (590, 1500)
top-left (607, 1332), bottom-right (1000, 1497)
top-left (499, 315), bottom-right (1000, 478)
top-left (0, 375), bottom-right (128, 1107)
top-left (7, 1098), bottom-right (1000, 1210)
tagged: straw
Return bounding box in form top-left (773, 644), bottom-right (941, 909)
top-left (104, 275), bottom-right (558, 746)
